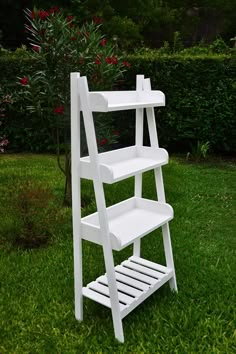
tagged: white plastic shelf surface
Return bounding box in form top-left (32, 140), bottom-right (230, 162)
top-left (80, 146), bottom-right (168, 183)
top-left (81, 197), bottom-right (173, 251)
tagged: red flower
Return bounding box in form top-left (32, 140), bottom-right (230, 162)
top-left (38, 10), bottom-right (49, 20)
top-left (53, 106), bottom-right (65, 115)
top-left (111, 56), bottom-right (118, 64)
top-left (100, 38), bottom-right (107, 46)
top-left (106, 56), bottom-right (118, 64)
top-left (105, 56), bottom-right (112, 64)
top-left (67, 15), bottom-right (73, 22)
top-left (78, 58), bottom-right (84, 65)
top-left (122, 61), bottom-right (131, 67)
top-left (31, 11), bottom-right (35, 19)
top-left (20, 77), bottom-right (29, 85)
top-left (113, 130), bottom-right (120, 136)
top-left (71, 36), bottom-right (76, 41)
top-left (32, 45), bottom-right (40, 52)
top-left (99, 138), bottom-right (108, 146)
top-left (49, 7), bottom-right (60, 14)
top-left (95, 59), bottom-right (101, 65)
top-left (93, 15), bottom-right (103, 24)
top-left (84, 31), bottom-right (90, 37)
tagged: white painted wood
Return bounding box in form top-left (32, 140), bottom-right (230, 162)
top-left (70, 73), bottom-right (83, 321)
top-left (162, 223), bottom-right (178, 292)
top-left (88, 90), bottom-right (165, 112)
top-left (80, 146), bottom-right (168, 183)
top-left (82, 288), bottom-right (127, 311)
top-left (134, 75), bottom-right (144, 257)
top-left (129, 256), bottom-right (173, 275)
top-left (88, 282), bottom-right (134, 305)
top-left (71, 73), bottom-right (177, 343)
top-left (81, 197), bottom-right (173, 250)
top-left (116, 265), bottom-right (157, 286)
top-left (79, 76), bottom-right (124, 342)
top-left (113, 272), bottom-right (149, 292)
top-left (122, 260), bottom-right (166, 279)
top-left (97, 275), bottom-right (143, 298)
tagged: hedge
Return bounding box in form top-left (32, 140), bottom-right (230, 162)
top-left (1, 51), bottom-right (236, 153)
top-left (123, 53), bottom-right (236, 154)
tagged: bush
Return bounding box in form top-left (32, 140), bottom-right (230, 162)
top-left (123, 52), bottom-right (236, 154)
top-left (9, 180), bottom-right (61, 249)
top-left (1, 48), bottom-right (236, 154)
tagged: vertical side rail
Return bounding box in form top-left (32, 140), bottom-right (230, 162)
top-left (79, 77), bottom-right (124, 342)
top-left (133, 75), bottom-right (145, 257)
top-left (70, 73), bottom-right (83, 320)
top-left (143, 78), bottom-right (178, 292)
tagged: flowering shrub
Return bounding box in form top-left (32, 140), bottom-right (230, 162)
top-left (0, 93), bottom-right (11, 152)
top-left (18, 7), bottom-right (130, 204)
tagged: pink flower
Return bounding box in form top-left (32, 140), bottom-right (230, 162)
top-left (53, 106), bottom-right (65, 115)
top-left (20, 77), bottom-right (29, 85)
top-left (100, 38), bottom-right (107, 46)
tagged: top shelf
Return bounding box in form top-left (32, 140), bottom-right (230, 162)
top-left (87, 90), bottom-right (165, 112)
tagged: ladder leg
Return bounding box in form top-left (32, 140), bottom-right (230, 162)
top-left (133, 174), bottom-right (142, 257)
top-left (74, 237), bottom-right (83, 320)
top-left (162, 223), bottom-right (178, 292)
top-left (104, 250), bottom-right (124, 342)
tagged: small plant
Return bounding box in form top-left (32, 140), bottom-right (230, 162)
top-left (11, 180), bottom-right (60, 249)
top-left (187, 141), bottom-right (210, 162)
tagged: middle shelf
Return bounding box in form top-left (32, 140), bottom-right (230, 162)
top-left (81, 197), bottom-right (173, 251)
top-left (80, 146), bottom-right (168, 183)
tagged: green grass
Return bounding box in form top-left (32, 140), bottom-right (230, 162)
top-left (0, 154), bottom-right (235, 353)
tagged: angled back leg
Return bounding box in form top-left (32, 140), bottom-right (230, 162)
top-left (133, 75), bottom-right (145, 257)
top-left (143, 78), bottom-right (178, 292)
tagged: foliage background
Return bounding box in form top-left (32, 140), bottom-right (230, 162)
top-left (1, 0), bottom-right (236, 50)
top-left (1, 49), bottom-right (235, 154)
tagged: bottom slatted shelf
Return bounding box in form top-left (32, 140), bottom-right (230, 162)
top-left (83, 256), bottom-right (173, 319)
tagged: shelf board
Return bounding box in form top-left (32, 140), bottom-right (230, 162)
top-left (80, 146), bottom-right (168, 183)
top-left (81, 197), bottom-right (173, 251)
top-left (88, 90), bottom-right (165, 112)
top-left (83, 256), bottom-right (173, 318)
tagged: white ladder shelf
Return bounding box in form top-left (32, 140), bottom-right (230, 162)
top-left (71, 73), bottom-right (177, 343)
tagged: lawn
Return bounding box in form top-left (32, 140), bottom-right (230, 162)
top-left (0, 154), bottom-right (235, 353)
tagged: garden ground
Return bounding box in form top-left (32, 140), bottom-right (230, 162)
top-left (0, 154), bottom-right (235, 353)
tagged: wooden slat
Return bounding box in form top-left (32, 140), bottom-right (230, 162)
top-left (88, 282), bottom-right (134, 305)
top-left (129, 256), bottom-right (172, 274)
top-left (116, 265), bottom-right (156, 285)
top-left (83, 287), bottom-right (126, 311)
top-left (114, 272), bottom-right (149, 291)
top-left (123, 260), bottom-right (165, 279)
top-left (97, 275), bottom-right (143, 298)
